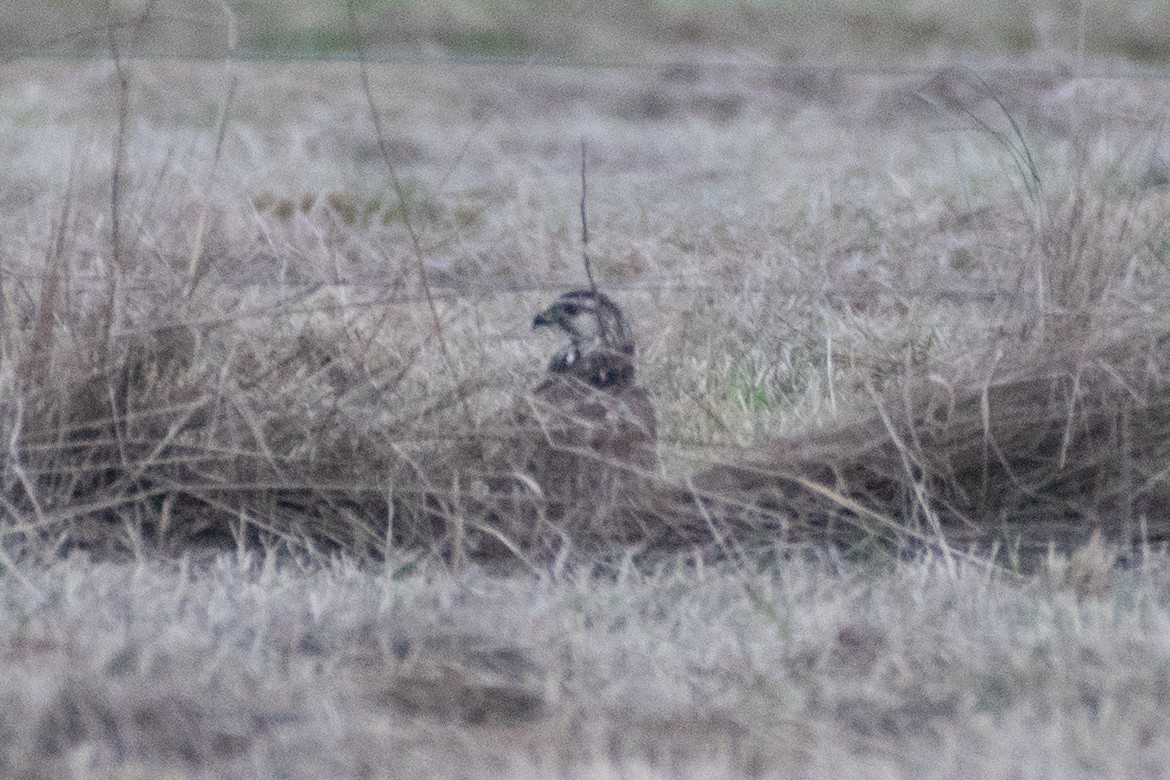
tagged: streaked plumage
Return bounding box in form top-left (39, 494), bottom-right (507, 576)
top-left (475, 289), bottom-right (659, 553)
top-left (528, 288), bottom-right (656, 467)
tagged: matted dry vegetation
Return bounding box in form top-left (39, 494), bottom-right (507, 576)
top-left (3, 54), bottom-right (1170, 567)
top-left (4, 2), bottom-right (1170, 774)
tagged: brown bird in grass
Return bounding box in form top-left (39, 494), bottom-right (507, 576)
top-left (525, 288), bottom-right (657, 470)
top-left (409, 288), bottom-right (660, 561)
top-left (475, 288), bottom-right (658, 550)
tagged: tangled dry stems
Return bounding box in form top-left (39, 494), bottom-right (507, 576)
top-left (3, 140), bottom-right (1167, 569)
top-left (6, 277), bottom-right (1169, 569)
top-left (3, 55), bottom-right (1169, 571)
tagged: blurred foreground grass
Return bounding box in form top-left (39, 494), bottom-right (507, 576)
top-left (3, 547), bottom-right (1170, 777)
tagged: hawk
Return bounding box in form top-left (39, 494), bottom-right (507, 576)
top-left (469, 288), bottom-right (659, 555)
top-left (400, 288), bottom-right (660, 560)
top-left (526, 288), bottom-right (658, 473)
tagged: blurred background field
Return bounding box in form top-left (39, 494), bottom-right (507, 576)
top-left (7, 0), bottom-right (1170, 67)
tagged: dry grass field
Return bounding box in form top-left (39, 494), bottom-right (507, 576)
top-left (4, 1), bottom-right (1170, 777)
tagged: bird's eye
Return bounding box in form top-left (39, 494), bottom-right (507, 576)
top-left (562, 304), bottom-right (579, 317)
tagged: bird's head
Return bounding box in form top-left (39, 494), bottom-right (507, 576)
top-left (533, 289), bottom-right (636, 387)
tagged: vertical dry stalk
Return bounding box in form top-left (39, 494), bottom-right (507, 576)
top-left (101, 0), bottom-right (162, 355)
top-left (0, 231), bottom-right (5, 356)
top-left (103, 0), bottom-right (130, 362)
top-left (580, 140), bottom-right (597, 293)
top-left (383, 484), bottom-right (395, 555)
top-left (185, 1), bottom-right (239, 297)
top-left (20, 165), bottom-right (77, 390)
top-left (450, 474), bottom-right (467, 568)
top-left (345, 0), bottom-right (471, 426)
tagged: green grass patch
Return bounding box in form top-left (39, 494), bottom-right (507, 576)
top-left (436, 27), bottom-right (534, 57)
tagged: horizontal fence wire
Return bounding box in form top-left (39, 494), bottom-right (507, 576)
top-left (7, 48), bottom-right (1170, 82)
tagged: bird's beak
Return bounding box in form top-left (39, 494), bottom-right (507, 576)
top-left (533, 306), bottom-right (558, 329)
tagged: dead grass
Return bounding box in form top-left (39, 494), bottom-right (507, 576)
top-left (4, 56), bottom-right (1170, 564)
top-left (3, 13), bottom-right (1170, 773)
top-left (1, 550), bottom-right (1169, 778)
